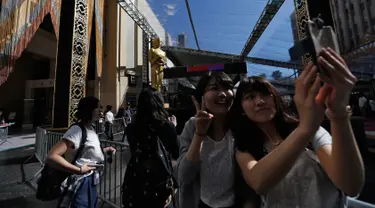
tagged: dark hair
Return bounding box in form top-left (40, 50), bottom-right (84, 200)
top-left (230, 76), bottom-right (297, 160)
top-left (195, 71), bottom-right (233, 104)
top-left (76, 96), bottom-right (100, 122)
top-left (134, 86), bottom-right (169, 131)
top-left (106, 105), bottom-right (113, 111)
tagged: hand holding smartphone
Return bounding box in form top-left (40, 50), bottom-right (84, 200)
top-left (87, 163), bottom-right (104, 168)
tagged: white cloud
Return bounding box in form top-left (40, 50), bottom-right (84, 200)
top-left (164, 3), bottom-right (177, 16)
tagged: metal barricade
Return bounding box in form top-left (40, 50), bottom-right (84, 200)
top-left (34, 127), bottom-right (47, 164)
top-left (112, 118), bottom-right (126, 137)
top-left (98, 140), bottom-right (129, 208)
top-left (0, 126), bottom-right (9, 145)
top-left (96, 118), bottom-right (127, 141)
top-left (348, 197), bottom-right (375, 208)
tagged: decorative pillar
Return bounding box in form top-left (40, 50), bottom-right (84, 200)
top-left (142, 33), bottom-right (150, 84)
top-left (53, 0), bottom-right (93, 127)
top-left (293, 0), bottom-right (335, 65)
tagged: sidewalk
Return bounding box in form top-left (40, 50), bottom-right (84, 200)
top-left (0, 133), bottom-right (36, 152)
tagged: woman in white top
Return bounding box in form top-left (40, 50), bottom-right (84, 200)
top-left (177, 72), bottom-right (259, 208)
top-left (47, 96), bottom-right (116, 208)
top-left (231, 48), bottom-right (364, 207)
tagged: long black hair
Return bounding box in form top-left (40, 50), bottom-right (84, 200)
top-left (230, 76), bottom-right (298, 160)
top-left (134, 86), bottom-right (169, 134)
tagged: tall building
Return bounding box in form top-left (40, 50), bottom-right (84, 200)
top-left (290, 11), bottom-right (299, 43)
top-left (0, 0), bottom-right (173, 129)
top-left (177, 33), bottom-right (188, 48)
top-left (330, 0), bottom-right (375, 52)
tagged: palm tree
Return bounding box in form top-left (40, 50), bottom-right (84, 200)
top-left (259, 73), bottom-right (267, 78)
top-left (272, 70), bottom-right (282, 80)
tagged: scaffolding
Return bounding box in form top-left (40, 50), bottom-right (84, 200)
top-left (240, 0), bottom-right (285, 60)
top-left (116, 0), bottom-right (158, 38)
top-left (162, 46), bottom-right (302, 69)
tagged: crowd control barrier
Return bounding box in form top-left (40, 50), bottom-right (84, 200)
top-left (29, 126), bottom-right (375, 208)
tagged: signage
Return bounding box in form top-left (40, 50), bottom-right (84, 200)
top-left (187, 64), bottom-right (224, 72)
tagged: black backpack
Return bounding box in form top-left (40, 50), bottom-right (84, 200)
top-left (36, 123), bottom-right (87, 201)
top-left (122, 129), bottom-right (175, 206)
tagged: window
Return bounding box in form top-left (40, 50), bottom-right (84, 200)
top-left (360, 2), bottom-right (365, 11)
top-left (128, 75), bottom-right (137, 87)
top-left (350, 39), bottom-right (355, 49)
top-left (364, 21), bottom-right (369, 33)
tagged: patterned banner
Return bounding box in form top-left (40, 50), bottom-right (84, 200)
top-left (0, 0), bottom-right (62, 86)
top-left (68, 0), bottom-right (90, 125)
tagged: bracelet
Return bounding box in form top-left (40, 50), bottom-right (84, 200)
top-left (325, 108), bottom-right (349, 121)
top-left (79, 167), bottom-right (82, 174)
top-left (195, 132), bottom-right (206, 137)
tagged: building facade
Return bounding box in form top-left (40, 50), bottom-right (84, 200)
top-left (291, 0), bottom-right (375, 80)
top-left (0, 0), bottom-right (172, 129)
top-left (330, 0), bottom-right (375, 52)
top-left (290, 11), bottom-right (299, 44)
top-left (177, 33), bottom-right (187, 48)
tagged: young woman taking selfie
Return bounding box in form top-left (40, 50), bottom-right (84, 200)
top-left (231, 48), bottom-right (364, 207)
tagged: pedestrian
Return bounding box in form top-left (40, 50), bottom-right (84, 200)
top-left (104, 105), bottom-right (114, 140)
top-left (46, 96), bottom-right (116, 208)
top-left (231, 48), bottom-right (364, 207)
top-left (177, 71), bottom-right (260, 208)
top-left (122, 87), bottom-right (179, 208)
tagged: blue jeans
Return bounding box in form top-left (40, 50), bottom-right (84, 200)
top-left (72, 175), bottom-right (98, 208)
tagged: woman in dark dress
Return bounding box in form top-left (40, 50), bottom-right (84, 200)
top-left (122, 87), bottom-right (179, 208)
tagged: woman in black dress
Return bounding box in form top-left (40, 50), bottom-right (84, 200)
top-left (122, 87), bottom-right (179, 208)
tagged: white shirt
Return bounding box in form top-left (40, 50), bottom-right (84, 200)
top-left (105, 111), bottom-right (114, 124)
top-left (63, 125), bottom-right (104, 168)
top-left (359, 96), bottom-right (367, 108)
top-left (200, 131), bottom-right (235, 207)
top-left (370, 100), bottom-right (375, 111)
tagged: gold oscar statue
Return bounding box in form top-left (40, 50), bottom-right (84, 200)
top-left (149, 38), bottom-right (166, 92)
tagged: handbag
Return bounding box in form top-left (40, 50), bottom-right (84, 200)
top-left (36, 123), bottom-right (87, 201)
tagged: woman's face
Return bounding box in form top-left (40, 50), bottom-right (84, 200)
top-left (92, 108), bottom-right (100, 121)
top-left (202, 78), bottom-right (234, 116)
top-left (241, 91), bottom-right (276, 123)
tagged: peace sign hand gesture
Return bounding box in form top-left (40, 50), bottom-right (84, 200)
top-left (192, 96), bottom-right (213, 136)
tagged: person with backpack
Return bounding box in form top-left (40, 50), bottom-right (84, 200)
top-left (45, 96), bottom-right (116, 208)
top-left (121, 87), bottom-right (179, 208)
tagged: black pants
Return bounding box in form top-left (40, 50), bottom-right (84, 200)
top-left (104, 122), bottom-right (113, 140)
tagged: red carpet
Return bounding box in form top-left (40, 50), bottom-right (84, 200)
top-left (364, 119), bottom-right (375, 131)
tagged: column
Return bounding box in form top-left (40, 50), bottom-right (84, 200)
top-left (293, 0), bottom-right (335, 65)
top-left (100, 0), bottom-right (118, 110)
top-left (53, 0), bottom-right (92, 128)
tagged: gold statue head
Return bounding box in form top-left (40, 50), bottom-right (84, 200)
top-left (152, 38), bottom-right (161, 49)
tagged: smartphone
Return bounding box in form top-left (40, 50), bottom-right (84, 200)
top-left (306, 19), bottom-right (340, 78)
top-left (88, 163), bottom-right (104, 167)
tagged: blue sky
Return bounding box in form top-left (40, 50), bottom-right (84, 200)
top-left (146, 0), bottom-right (297, 79)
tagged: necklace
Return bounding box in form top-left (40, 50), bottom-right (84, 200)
top-left (264, 131), bottom-right (282, 147)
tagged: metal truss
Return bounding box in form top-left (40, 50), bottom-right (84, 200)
top-left (116, 0), bottom-right (158, 38)
top-left (162, 46), bottom-right (302, 69)
top-left (343, 40), bottom-right (375, 64)
top-left (240, 0), bottom-right (285, 60)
